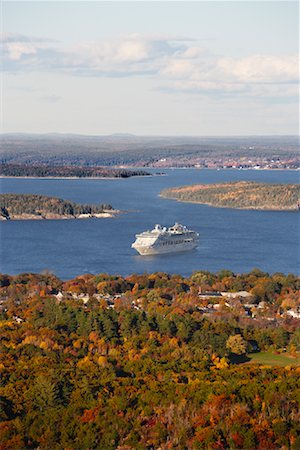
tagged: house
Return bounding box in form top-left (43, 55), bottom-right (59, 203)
top-left (221, 291), bottom-right (252, 299)
top-left (55, 291), bottom-right (64, 301)
top-left (13, 315), bottom-right (24, 323)
top-left (286, 308), bottom-right (300, 319)
top-left (198, 289), bottom-right (223, 300)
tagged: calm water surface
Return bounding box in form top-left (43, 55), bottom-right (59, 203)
top-left (1, 169), bottom-right (299, 278)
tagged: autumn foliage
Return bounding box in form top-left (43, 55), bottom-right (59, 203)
top-left (0, 270), bottom-right (299, 449)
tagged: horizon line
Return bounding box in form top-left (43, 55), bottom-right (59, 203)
top-left (2, 132), bottom-right (299, 139)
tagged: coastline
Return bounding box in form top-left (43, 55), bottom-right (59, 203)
top-left (0, 209), bottom-right (122, 221)
top-left (160, 180), bottom-right (300, 212)
top-left (0, 175), bottom-right (153, 180)
top-left (159, 195), bottom-right (299, 212)
top-left (0, 168), bottom-right (299, 180)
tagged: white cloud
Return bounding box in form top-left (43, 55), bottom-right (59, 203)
top-left (114, 40), bottom-right (149, 62)
top-left (180, 47), bottom-right (206, 59)
top-left (1, 32), bottom-right (59, 63)
top-left (2, 32), bottom-right (299, 101)
top-left (159, 50), bottom-right (299, 100)
top-left (217, 55), bottom-right (299, 83)
top-left (62, 37), bottom-right (155, 73)
top-left (161, 59), bottom-right (195, 78)
top-left (6, 42), bottom-right (38, 60)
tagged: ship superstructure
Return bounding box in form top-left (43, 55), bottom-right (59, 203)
top-left (131, 223), bottom-right (199, 255)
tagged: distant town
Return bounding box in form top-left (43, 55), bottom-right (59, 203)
top-left (133, 155), bottom-right (300, 170)
top-left (1, 134), bottom-right (299, 170)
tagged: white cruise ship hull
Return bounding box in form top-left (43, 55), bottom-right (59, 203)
top-left (132, 240), bottom-right (198, 256)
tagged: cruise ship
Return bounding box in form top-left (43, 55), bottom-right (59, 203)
top-left (131, 223), bottom-right (199, 255)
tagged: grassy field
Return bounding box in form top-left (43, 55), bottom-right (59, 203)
top-left (247, 351), bottom-right (300, 367)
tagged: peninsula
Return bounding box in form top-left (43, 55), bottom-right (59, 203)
top-left (0, 163), bottom-right (151, 179)
top-left (161, 181), bottom-right (300, 211)
top-left (0, 194), bottom-right (118, 220)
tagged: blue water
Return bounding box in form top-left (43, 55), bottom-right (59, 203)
top-left (0, 169), bottom-right (299, 279)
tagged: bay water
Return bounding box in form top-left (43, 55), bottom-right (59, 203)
top-left (0, 169), bottom-right (299, 279)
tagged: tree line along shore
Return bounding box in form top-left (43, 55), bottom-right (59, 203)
top-left (0, 194), bottom-right (117, 220)
top-left (0, 270), bottom-right (299, 449)
top-left (0, 163), bottom-right (151, 179)
top-left (161, 181), bottom-right (300, 211)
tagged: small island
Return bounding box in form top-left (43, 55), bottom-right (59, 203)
top-left (0, 194), bottom-right (119, 220)
top-left (0, 163), bottom-right (151, 179)
top-left (161, 181), bottom-right (300, 211)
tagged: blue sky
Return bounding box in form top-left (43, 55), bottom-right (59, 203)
top-left (2, 1), bottom-right (299, 135)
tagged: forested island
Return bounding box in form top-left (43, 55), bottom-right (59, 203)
top-left (161, 181), bottom-right (300, 211)
top-left (0, 163), bottom-right (150, 179)
top-left (0, 194), bottom-right (117, 220)
top-left (0, 269), bottom-right (299, 449)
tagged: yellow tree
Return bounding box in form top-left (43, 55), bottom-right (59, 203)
top-left (226, 335), bottom-right (247, 355)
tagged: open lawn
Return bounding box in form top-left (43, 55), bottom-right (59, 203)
top-left (247, 351), bottom-right (300, 367)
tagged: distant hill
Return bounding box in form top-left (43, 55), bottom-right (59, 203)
top-left (1, 134), bottom-right (298, 167)
top-left (161, 181), bottom-right (300, 211)
top-left (0, 194), bottom-right (116, 220)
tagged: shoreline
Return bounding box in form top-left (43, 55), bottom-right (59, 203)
top-left (0, 168), bottom-right (299, 179)
top-left (160, 195), bottom-right (299, 212)
top-left (0, 210), bottom-right (122, 221)
top-left (126, 166), bottom-right (300, 171)
top-left (0, 175), bottom-right (153, 180)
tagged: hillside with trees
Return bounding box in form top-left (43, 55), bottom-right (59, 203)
top-left (1, 134), bottom-right (299, 168)
top-left (161, 181), bottom-right (300, 211)
top-left (0, 194), bottom-right (115, 220)
top-left (0, 270), bottom-right (299, 449)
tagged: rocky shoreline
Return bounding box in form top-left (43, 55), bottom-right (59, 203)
top-left (0, 210), bottom-right (120, 221)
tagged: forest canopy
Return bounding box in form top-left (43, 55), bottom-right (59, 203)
top-left (0, 194), bottom-right (114, 220)
top-left (0, 270), bottom-right (299, 449)
top-left (0, 163), bottom-right (151, 179)
top-left (161, 181), bottom-right (300, 211)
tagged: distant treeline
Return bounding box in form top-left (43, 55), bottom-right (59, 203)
top-left (0, 194), bottom-right (113, 219)
top-left (1, 134), bottom-right (299, 166)
top-left (161, 181), bottom-right (300, 211)
top-left (0, 163), bottom-right (150, 178)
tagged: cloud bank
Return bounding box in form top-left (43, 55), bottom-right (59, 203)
top-left (2, 32), bottom-right (299, 100)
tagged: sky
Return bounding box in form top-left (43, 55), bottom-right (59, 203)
top-left (2, 1), bottom-right (299, 136)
